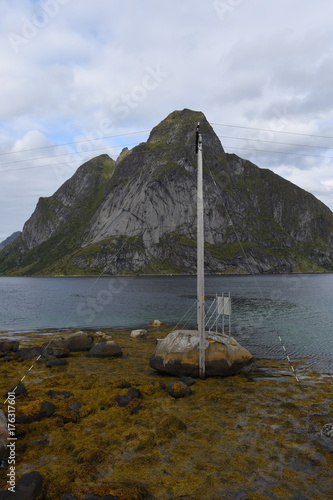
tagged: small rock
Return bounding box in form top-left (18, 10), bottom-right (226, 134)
top-left (130, 329), bottom-right (147, 339)
top-left (150, 319), bottom-right (164, 326)
top-left (0, 471), bottom-right (43, 500)
top-left (52, 413), bottom-right (78, 424)
top-left (86, 341), bottom-right (122, 358)
top-left (322, 423), bottom-right (333, 438)
top-left (16, 401), bottom-right (56, 424)
top-left (131, 405), bottom-right (143, 415)
top-left (48, 390), bottom-right (74, 400)
top-left (115, 388), bottom-right (141, 407)
top-left (46, 357), bottom-right (68, 367)
top-left (4, 381), bottom-right (28, 399)
top-left (116, 381), bottom-right (132, 389)
top-left (165, 380), bottom-right (192, 398)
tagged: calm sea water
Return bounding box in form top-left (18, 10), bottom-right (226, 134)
top-left (0, 274), bottom-right (332, 373)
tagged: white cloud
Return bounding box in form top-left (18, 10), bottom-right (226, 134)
top-left (1, 0), bottom-right (333, 242)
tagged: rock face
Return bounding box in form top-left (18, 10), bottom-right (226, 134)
top-left (1, 108), bottom-right (333, 275)
top-left (149, 329), bottom-right (253, 377)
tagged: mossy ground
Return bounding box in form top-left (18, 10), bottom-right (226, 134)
top-left (0, 328), bottom-right (332, 499)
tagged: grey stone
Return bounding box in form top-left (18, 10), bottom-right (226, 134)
top-left (86, 340), bottom-right (122, 358)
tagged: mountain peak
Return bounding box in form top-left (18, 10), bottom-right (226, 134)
top-left (1, 110), bottom-right (333, 276)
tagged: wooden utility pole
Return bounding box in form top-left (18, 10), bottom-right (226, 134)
top-left (196, 123), bottom-right (205, 379)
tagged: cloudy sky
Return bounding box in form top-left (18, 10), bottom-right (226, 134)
top-left (1, 0), bottom-right (333, 242)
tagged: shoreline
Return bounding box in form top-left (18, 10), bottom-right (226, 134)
top-left (2, 270), bottom-right (333, 278)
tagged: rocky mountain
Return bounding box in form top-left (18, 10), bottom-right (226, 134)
top-left (1, 109), bottom-right (333, 276)
top-left (0, 231), bottom-right (21, 250)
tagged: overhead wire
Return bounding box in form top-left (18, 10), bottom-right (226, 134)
top-left (1, 122), bottom-right (333, 175)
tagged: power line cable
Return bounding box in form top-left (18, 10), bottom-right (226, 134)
top-left (0, 142), bottom-right (140, 168)
top-left (217, 135), bottom-right (333, 151)
top-left (0, 130), bottom-right (150, 157)
top-left (223, 144), bottom-right (333, 160)
top-left (210, 122), bottom-right (333, 140)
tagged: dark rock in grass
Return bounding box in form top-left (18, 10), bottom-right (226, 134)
top-left (44, 330), bottom-right (94, 352)
top-left (52, 413), bottom-right (78, 424)
top-left (14, 346), bottom-right (43, 361)
top-left (165, 380), bottom-right (192, 398)
top-left (46, 357), bottom-right (68, 367)
top-left (16, 401), bottom-right (55, 424)
top-left (48, 390), bottom-right (74, 400)
top-left (4, 381), bottom-right (28, 399)
top-left (131, 404), bottom-right (143, 415)
top-left (0, 340), bottom-right (19, 354)
top-left (86, 340), bottom-right (122, 358)
top-left (115, 387), bottom-right (141, 407)
top-left (0, 471), bottom-right (43, 500)
top-left (116, 381), bottom-right (131, 389)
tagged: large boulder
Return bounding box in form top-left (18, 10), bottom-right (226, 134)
top-left (43, 331), bottom-right (94, 352)
top-left (149, 329), bottom-right (253, 378)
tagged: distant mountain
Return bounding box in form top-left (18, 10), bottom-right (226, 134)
top-left (0, 231), bottom-right (21, 250)
top-left (1, 109), bottom-right (333, 276)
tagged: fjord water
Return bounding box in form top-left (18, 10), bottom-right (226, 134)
top-left (0, 274), bottom-right (332, 373)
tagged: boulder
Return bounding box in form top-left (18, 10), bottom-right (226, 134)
top-left (44, 331), bottom-right (94, 352)
top-left (86, 341), bottom-right (122, 358)
top-left (4, 382), bottom-right (28, 399)
top-left (0, 471), bottom-right (43, 500)
top-left (150, 320), bottom-right (164, 326)
top-left (46, 357), bottom-right (68, 367)
top-left (130, 329), bottom-right (147, 339)
top-left (48, 390), bottom-right (74, 400)
top-left (166, 380), bottom-right (192, 398)
top-left (149, 329), bottom-right (253, 378)
top-left (115, 388), bottom-right (141, 407)
top-left (16, 401), bottom-right (55, 424)
top-left (0, 340), bottom-right (19, 353)
top-left (0, 410), bottom-right (8, 462)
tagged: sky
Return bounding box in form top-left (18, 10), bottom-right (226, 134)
top-left (1, 0), bottom-right (333, 242)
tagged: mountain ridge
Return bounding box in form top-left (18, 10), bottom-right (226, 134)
top-left (1, 108), bottom-right (333, 276)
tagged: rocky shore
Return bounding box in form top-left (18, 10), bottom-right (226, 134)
top-left (0, 327), bottom-right (332, 499)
